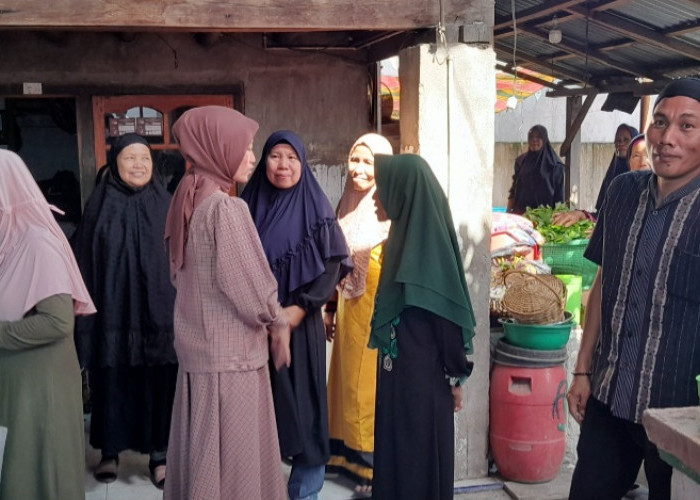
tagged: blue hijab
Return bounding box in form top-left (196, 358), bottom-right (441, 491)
top-left (240, 130), bottom-right (351, 304)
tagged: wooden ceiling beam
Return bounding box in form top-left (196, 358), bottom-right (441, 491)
top-left (664, 18), bottom-right (700, 37)
top-left (494, 0), bottom-right (587, 31)
top-left (494, 43), bottom-right (590, 82)
top-left (0, 0), bottom-right (464, 30)
top-left (493, 0), bottom-right (624, 37)
top-left (514, 24), bottom-right (661, 79)
top-left (547, 79), bottom-right (667, 97)
top-left (565, 7), bottom-right (700, 61)
top-left (497, 64), bottom-right (568, 91)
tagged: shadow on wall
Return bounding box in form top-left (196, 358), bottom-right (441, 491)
top-left (458, 218), bottom-right (490, 305)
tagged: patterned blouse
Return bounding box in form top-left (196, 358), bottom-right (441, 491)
top-left (585, 170), bottom-right (700, 423)
top-left (173, 192), bottom-right (285, 373)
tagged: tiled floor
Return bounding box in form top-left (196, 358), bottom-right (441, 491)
top-left (83, 429), bottom-right (363, 500)
top-left (84, 446), bottom-right (516, 500)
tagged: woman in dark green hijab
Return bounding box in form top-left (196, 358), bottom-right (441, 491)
top-left (370, 153), bottom-right (475, 500)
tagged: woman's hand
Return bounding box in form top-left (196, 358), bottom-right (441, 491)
top-left (269, 323), bottom-right (291, 371)
top-left (451, 385), bottom-right (463, 412)
top-left (567, 375), bottom-right (591, 424)
top-left (552, 210), bottom-right (587, 227)
top-left (283, 305), bottom-right (306, 329)
top-left (324, 311), bottom-right (336, 342)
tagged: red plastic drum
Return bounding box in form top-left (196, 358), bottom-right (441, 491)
top-left (489, 363), bottom-right (567, 483)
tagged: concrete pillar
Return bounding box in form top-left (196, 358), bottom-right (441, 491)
top-left (399, 40), bottom-right (494, 479)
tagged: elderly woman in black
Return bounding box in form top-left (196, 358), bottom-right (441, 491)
top-left (72, 133), bottom-right (177, 489)
top-left (507, 124), bottom-right (565, 214)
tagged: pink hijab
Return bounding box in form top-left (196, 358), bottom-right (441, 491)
top-left (0, 150), bottom-right (95, 321)
top-left (164, 106), bottom-right (259, 277)
top-left (336, 133), bottom-right (393, 299)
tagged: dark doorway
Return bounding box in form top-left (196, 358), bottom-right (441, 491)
top-left (2, 97), bottom-right (81, 238)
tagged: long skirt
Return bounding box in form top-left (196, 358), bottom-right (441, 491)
top-left (0, 334), bottom-right (84, 500)
top-left (327, 246), bottom-right (382, 484)
top-left (89, 364), bottom-right (177, 455)
top-left (164, 367), bottom-right (286, 500)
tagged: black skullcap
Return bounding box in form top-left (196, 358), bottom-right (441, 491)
top-left (654, 78), bottom-right (700, 110)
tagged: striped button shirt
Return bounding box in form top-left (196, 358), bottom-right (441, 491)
top-left (585, 170), bottom-right (700, 423)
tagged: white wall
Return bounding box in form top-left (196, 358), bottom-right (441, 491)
top-left (495, 92), bottom-right (643, 144)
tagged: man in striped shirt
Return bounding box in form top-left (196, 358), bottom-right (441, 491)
top-left (567, 77), bottom-right (700, 500)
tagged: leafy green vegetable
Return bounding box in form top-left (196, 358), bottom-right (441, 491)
top-left (524, 203), bottom-right (594, 245)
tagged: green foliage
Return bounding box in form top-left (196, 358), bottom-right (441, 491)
top-left (524, 203), bottom-right (594, 245)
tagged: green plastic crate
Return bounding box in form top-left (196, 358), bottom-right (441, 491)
top-left (542, 239), bottom-right (598, 289)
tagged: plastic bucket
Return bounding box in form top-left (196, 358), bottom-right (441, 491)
top-left (493, 338), bottom-right (568, 368)
top-left (498, 313), bottom-right (574, 350)
top-left (556, 274), bottom-right (582, 325)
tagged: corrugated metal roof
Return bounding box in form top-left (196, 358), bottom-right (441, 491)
top-left (494, 0), bottom-right (700, 95)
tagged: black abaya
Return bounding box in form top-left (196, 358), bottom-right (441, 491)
top-left (372, 307), bottom-right (471, 500)
top-left (271, 260), bottom-right (342, 466)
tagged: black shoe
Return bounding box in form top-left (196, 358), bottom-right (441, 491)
top-left (149, 457), bottom-right (167, 490)
top-left (94, 455), bottom-right (118, 483)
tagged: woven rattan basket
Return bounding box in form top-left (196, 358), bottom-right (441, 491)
top-left (501, 271), bottom-right (566, 324)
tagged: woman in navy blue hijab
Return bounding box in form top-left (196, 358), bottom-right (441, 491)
top-left (241, 130), bottom-right (351, 500)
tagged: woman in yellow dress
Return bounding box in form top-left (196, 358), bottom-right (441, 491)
top-left (325, 133), bottom-right (393, 492)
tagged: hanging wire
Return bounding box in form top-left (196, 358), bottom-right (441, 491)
top-left (436, 0), bottom-right (452, 197)
top-left (510, 0), bottom-right (519, 107)
top-left (510, 0), bottom-right (526, 144)
top-left (434, 0), bottom-right (449, 66)
top-left (583, 1), bottom-right (590, 88)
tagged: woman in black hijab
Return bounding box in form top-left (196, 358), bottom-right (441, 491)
top-left (72, 133), bottom-right (177, 489)
top-left (553, 123), bottom-right (639, 226)
top-left (507, 124), bottom-right (565, 214)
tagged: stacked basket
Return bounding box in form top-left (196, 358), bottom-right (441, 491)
top-left (490, 270), bottom-right (572, 483)
top-left (498, 271), bottom-right (574, 350)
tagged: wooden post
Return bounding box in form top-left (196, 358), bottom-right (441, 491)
top-left (640, 95), bottom-right (652, 133)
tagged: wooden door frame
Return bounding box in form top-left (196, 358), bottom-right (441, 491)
top-left (92, 94), bottom-right (238, 170)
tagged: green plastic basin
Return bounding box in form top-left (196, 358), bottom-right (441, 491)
top-left (498, 312), bottom-right (574, 350)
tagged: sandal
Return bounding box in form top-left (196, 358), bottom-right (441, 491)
top-left (354, 480), bottom-right (372, 498)
top-left (149, 459), bottom-right (167, 490)
top-left (94, 455), bottom-right (119, 483)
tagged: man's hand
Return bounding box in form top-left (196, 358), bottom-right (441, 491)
top-left (567, 375), bottom-right (591, 424)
